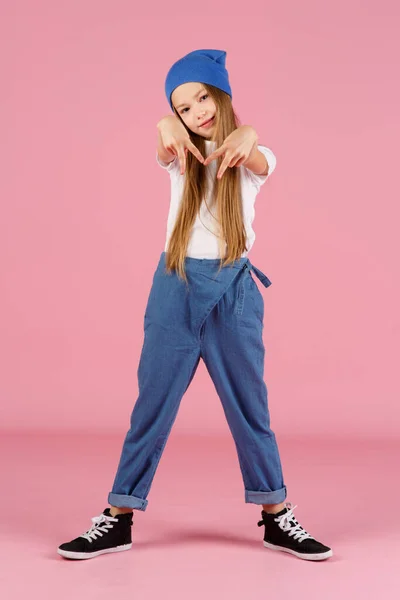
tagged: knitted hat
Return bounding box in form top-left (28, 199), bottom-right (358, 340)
top-left (165, 49), bottom-right (232, 110)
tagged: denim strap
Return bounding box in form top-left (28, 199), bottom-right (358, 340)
top-left (234, 261), bottom-right (272, 315)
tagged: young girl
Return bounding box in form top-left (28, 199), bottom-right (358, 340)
top-left (58, 49), bottom-right (333, 562)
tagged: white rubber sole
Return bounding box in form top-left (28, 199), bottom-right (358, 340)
top-left (57, 543), bottom-right (132, 560)
top-left (263, 540), bottom-right (333, 561)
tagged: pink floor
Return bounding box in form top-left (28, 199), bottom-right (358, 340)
top-left (1, 432), bottom-right (398, 599)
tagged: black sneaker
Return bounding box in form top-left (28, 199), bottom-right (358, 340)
top-left (57, 508), bottom-right (133, 560)
top-left (257, 502), bottom-right (333, 561)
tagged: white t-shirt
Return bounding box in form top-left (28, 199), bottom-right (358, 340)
top-left (156, 140), bottom-right (276, 259)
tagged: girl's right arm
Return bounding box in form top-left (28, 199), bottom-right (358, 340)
top-left (157, 117), bottom-right (177, 163)
top-left (157, 115), bottom-right (205, 175)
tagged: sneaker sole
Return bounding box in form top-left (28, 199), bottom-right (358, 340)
top-left (263, 541), bottom-right (333, 561)
top-left (57, 543), bottom-right (132, 560)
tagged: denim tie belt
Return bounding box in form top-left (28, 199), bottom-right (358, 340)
top-left (234, 260), bottom-right (272, 316)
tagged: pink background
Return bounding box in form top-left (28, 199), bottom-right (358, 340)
top-left (2, 1), bottom-right (399, 438)
top-left (1, 1), bottom-right (399, 597)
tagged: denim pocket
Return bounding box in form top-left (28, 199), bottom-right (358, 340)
top-left (234, 269), bottom-right (264, 328)
top-left (247, 271), bottom-right (264, 323)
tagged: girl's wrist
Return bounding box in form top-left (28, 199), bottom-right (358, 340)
top-left (157, 115), bottom-right (178, 130)
top-left (238, 124), bottom-right (258, 145)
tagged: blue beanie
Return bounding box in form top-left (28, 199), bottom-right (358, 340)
top-left (165, 49), bottom-right (232, 111)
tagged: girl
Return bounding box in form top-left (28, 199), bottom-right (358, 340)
top-left (58, 49), bottom-right (333, 562)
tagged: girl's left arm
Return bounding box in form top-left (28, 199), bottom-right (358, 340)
top-left (240, 126), bottom-right (270, 176)
top-left (203, 125), bottom-right (270, 178)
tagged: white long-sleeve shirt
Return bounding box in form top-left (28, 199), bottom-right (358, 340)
top-left (156, 140), bottom-right (276, 259)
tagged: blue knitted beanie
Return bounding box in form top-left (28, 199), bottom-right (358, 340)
top-left (165, 49), bottom-right (232, 110)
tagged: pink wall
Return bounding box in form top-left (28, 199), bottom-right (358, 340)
top-left (1, 1), bottom-right (399, 437)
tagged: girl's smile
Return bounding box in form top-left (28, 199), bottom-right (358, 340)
top-left (199, 116), bottom-right (215, 128)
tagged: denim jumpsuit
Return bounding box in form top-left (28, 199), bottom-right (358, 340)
top-left (108, 250), bottom-right (287, 510)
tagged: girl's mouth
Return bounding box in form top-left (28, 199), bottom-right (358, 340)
top-left (200, 116), bottom-right (215, 128)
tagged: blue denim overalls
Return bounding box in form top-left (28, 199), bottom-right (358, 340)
top-left (108, 251), bottom-right (287, 510)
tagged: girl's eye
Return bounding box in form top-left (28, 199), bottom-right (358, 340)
top-left (181, 94), bottom-right (208, 114)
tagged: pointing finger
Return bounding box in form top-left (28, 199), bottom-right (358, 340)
top-left (187, 141), bottom-right (205, 164)
top-left (217, 155), bottom-right (231, 179)
top-left (177, 148), bottom-right (186, 175)
top-left (204, 145), bottom-right (225, 166)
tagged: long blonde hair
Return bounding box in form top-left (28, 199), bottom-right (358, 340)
top-left (164, 84), bottom-right (248, 283)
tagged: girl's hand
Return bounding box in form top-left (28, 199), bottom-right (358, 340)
top-left (157, 115), bottom-right (205, 175)
top-left (203, 125), bottom-right (258, 179)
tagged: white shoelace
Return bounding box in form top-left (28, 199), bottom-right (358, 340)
top-left (275, 503), bottom-right (314, 542)
top-left (80, 513), bottom-right (118, 543)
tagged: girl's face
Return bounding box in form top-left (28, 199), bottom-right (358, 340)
top-left (171, 82), bottom-right (217, 139)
